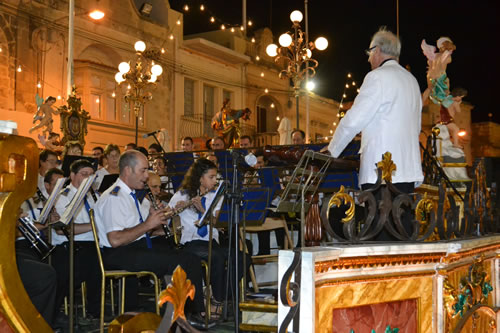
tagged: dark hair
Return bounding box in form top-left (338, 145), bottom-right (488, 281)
top-left (92, 146), bottom-right (104, 153)
top-left (39, 149), bottom-right (57, 163)
top-left (182, 136), bottom-right (194, 144)
top-left (125, 142), bottom-right (137, 149)
top-left (45, 96), bottom-right (56, 103)
top-left (451, 87), bottom-right (468, 98)
top-left (254, 148), bottom-right (265, 159)
top-left (240, 135), bottom-right (252, 143)
top-left (291, 129), bottom-right (305, 139)
top-left (211, 136), bottom-right (226, 148)
top-left (148, 143), bottom-right (162, 152)
top-left (104, 144), bottom-right (120, 156)
top-left (135, 146), bottom-right (148, 157)
top-left (205, 139), bottom-right (212, 150)
top-left (119, 150), bottom-right (141, 174)
top-left (180, 158), bottom-right (217, 199)
top-left (70, 159), bottom-right (94, 175)
top-left (44, 167), bottom-right (64, 184)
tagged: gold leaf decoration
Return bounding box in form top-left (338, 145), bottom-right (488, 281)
top-left (158, 265), bottom-right (195, 322)
top-left (415, 192), bottom-right (434, 225)
top-left (376, 152), bottom-right (397, 183)
top-left (327, 185), bottom-right (355, 223)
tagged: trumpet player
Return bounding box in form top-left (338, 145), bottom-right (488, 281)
top-left (52, 159), bottom-right (102, 320)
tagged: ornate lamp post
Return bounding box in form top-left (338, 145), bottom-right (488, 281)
top-left (266, 10), bottom-right (328, 134)
top-left (115, 41), bottom-right (163, 145)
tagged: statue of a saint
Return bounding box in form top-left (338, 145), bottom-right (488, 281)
top-left (211, 99), bottom-right (251, 148)
top-left (29, 96), bottom-right (60, 137)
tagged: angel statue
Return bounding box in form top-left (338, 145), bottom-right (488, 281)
top-left (211, 98), bottom-right (251, 148)
top-left (421, 37), bottom-right (467, 148)
top-left (29, 95), bottom-right (60, 137)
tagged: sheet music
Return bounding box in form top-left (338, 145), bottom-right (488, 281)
top-left (197, 180), bottom-right (226, 228)
top-left (37, 177), bottom-right (66, 225)
top-left (54, 174), bottom-right (97, 226)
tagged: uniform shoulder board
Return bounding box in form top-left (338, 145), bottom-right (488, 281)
top-left (110, 186), bottom-right (120, 196)
top-left (61, 187), bottom-right (71, 196)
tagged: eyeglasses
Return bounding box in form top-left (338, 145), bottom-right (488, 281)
top-left (365, 45), bottom-right (377, 56)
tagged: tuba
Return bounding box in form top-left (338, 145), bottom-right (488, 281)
top-left (18, 216), bottom-right (55, 260)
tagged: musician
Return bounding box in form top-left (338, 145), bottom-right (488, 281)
top-left (181, 136), bottom-right (194, 152)
top-left (21, 168), bottom-right (64, 223)
top-left (148, 143), bottom-right (162, 156)
top-left (15, 210), bottom-right (58, 329)
top-left (51, 159), bottom-right (101, 319)
top-left (93, 144), bottom-right (120, 192)
top-left (326, 28), bottom-right (423, 240)
top-left (239, 135), bottom-right (253, 149)
top-left (291, 129), bottom-right (306, 145)
top-left (147, 172), bottom-right (171, 205)
top-left (210, 136), bottom-right (226, 150)
top-left (92, 146), bottom-right (104, 169)
top-left (168, 158), bottom-right (248, 316)
top-left (94, 150), bottom-right (206, 325)
top-left (38, 149), bottom-right (59, 198)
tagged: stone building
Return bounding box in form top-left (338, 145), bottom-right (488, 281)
top-left (0, 0), bottom-right (341, 152)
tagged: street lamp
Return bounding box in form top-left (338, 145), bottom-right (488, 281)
top-left (266, 10), bottom-right (327, 132)
top-left (115, 41), bottom-right (163, 145)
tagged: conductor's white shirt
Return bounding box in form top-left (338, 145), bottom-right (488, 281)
top-left (328, 59), bottom-right (424, 186)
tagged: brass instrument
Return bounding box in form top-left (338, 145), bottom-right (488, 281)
top-left (17, 216), bottom-right (55, 260)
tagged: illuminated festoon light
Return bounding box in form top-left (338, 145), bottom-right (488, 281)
top-left (264, 88), bottom-right (269, 93)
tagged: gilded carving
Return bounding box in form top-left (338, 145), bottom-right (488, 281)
top-left (58, 86), bottom-right (90, 148)
top-left (376, 152), bottom-right (397, 183)
top-left (327, 185), bottom-right (355, 223)
top-left (158, 265), bottom-right (195, 322)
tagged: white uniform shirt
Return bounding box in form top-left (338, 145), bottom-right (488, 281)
top-left (38, 173), bottom-right (49, 199)
top-left (168, 190), bottom-right (223, 245)
top-left (53, 184), bottom-right (96, 245)
top-left (328, 60), bottom-right (424, 186)
top-left (94, 178), bottom-right (151, 248)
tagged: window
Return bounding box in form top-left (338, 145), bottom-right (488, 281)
top-left (184, 78), bottom-right (195, 117)
top-left (203, 85), bottom-right (215, 136)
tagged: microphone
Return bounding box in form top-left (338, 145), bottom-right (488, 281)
top-left (142, 129), bottom-right (162, 138)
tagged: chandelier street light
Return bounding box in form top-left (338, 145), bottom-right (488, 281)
top-left (266, 10), bottom-right (328, 132)
top-left (115, 41), bottom-right (163, 144)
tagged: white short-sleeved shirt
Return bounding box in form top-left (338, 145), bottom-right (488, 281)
top-left (18, 197), bottom-right (43, 241)
top-left (53, 184), bottom-right (96, 245)
top-left (168, 190), bottom-right (223, 245)
top-left (94, 178), bottom-right (151, 248)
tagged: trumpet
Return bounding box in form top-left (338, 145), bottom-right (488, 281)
top-left (18, 216), bottom-right (55, 260)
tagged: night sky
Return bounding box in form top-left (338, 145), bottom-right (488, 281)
top-left (171, 0), bottom-right (499, 123)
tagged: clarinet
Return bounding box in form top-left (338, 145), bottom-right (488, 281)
top-left (18, 216), bottom-right (55, 260)
top-left (144, 186), bottom-right (174, 240)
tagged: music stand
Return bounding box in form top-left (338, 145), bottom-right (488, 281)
top-left (98, 174), bottom-right (119, 193)
top-left (164, 152), bottom-right (195, 191)
top-left (61, 155), bottom-right (98, 177)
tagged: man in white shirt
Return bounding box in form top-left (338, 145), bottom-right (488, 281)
top-left (52, 159), bottom-right (101, 318)
top-left (94, 150), bottom-right (205, 322)
top-left (327, 28), bottom-right (423, 241)
top-left (38, 149), bottom-right (59, 198)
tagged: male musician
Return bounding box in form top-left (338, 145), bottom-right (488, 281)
top-left (38, 149), bottom-right (59, 198)
top-left (239, 135), bottom-right (253, 149)
top-left (210, 136), bottom-right (225, 150)
top-left (94, 150), bottom-right (206, 325)
top-left (181, 136), bottom-right (194, 152)
top-left (291, 129), bottom-right (306, 145)
top-left (52, 159), bottom-right (101, 319)
top-left (326, 28), bottom-right (423, 240)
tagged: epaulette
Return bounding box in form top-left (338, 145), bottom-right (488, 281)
top-left (110, 186), bottom-right (120, 196)
top-left (60, 187), bottom-right (71, 196)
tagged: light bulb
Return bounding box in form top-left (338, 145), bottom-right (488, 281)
top-left (279, 33), bottom-right (292, 47)
top-left (264, 88), bottom-right (269, 94)
top-left (148, 75), bottom-right (157, 83)
top-left (305, 49), bottom-right (312, 59)
top-left (151, 64), bottom-right (163, 76)
top-left (314, 37), bottom-right (328, 50)
top-left (290, 10), bottom-right (303, 23)
top-left (134, 41), bottom-right (146, 52)
top-left (306, 81), bottom-right (315, 91)
top-left (111, 92), bottom-right (116, 98)
top-left (260, 72), bottom-right (264, 77)
top-left (266, 44), bottom-right (278, 57)
top-left (255, 55), bottom-right (260, 61)
top-left (118, 62), bottom-right (130, 73)
top-left (115, 72), bottom-right (125, 83)
top-left (251, 37), bottom-right (256, 43)
top-left (89, 9), bottom-right (105, 20)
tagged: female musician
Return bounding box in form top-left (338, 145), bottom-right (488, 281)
top-left (167, 158), bottom-right (226, 315)
top-left (93, 144), bottom-right (120, 192)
